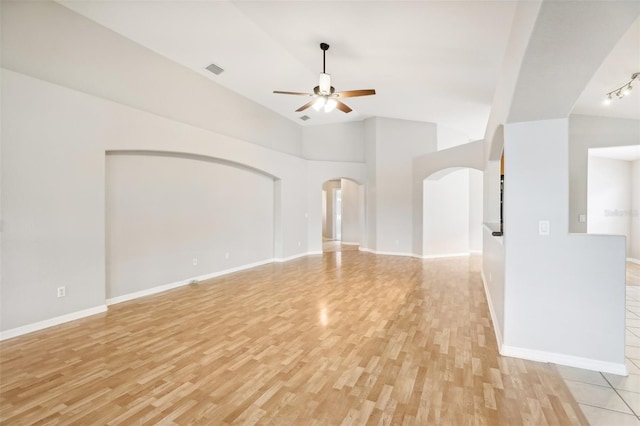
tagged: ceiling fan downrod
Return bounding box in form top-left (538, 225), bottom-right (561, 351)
top-left (320, 42), bottom-right (329, 74)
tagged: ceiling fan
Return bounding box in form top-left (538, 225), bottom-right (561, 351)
top-left (274, 43), bottom-right (376, 114)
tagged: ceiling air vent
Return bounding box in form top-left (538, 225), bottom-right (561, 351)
top-left (205, 63), bottom-right (224, 75)
top-left (300, 115), bottom-right (310, 121)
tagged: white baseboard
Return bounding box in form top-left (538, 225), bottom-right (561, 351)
top-left (500, 345), bottom-right (628, 376)
top-left (627, 258), bottom-right (640, 265)
top-left (341, 242), bottom-right (360, 246)
top-left (358, 247), bottom-right (409, 257)
top-left (274, 251), bottom-right (321, 262)
top-left (421, 252), bottom-right (470, 259)
top-left (107, 258), bottom-right (275, 305)
top-left (480, 269), bottom-right (504, 350)
top-left (0, 305), bottom-right (108, 341)
top-left (360, 247), bottom-right (477, 260)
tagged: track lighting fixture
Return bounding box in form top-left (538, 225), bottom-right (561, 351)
top-left (603, 72), bottom-right (638, 105)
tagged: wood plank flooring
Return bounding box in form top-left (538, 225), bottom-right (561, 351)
top-left (0, 253), bottom-right (587, 425)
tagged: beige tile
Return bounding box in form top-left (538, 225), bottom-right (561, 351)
top-left (629, 327), bottom-right (640, 338)
top-left (556, 365), bottom-right (608, 386)
top-left (627, 359), bottom-right (640, 375)
top-left (627, 346), bottom-right (640, 361)
top-left (628, 319), bottom-right (640, 328)
top-left (617, 389), bottom-right (640, 416)
top-left (627, 332), bottom-right (640, 348)
top-left (603, 372), bottom-right (640, 393)
top-left (579, 404), bottom-right (640, 426)
top-left (565, 380), bottom-right (632, 413)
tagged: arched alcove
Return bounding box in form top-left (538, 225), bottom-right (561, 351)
top-left (105, 150), bottom-right (281, 301)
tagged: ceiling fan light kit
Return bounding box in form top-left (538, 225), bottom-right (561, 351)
top-left (274, 42), bottom-right (376, 115)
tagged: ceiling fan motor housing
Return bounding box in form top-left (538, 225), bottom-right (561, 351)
top-left (319, 73), bottom-right (331, 94)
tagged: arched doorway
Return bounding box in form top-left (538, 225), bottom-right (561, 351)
top-left (322, 178), bottom-right (363, 252)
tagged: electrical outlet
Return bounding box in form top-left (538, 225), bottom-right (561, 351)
top-left (298, 241), bottom-right (301, 247)
top-left (192, 258), bottom-right (198, 266)
top-left (579, 214), bottom-right (586, 223)
top-left (225, 252), bottom-right (229, 259)
top-left (57, 286), bottom-right (66, 298)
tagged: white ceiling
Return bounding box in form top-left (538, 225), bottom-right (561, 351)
top-left (58, 1), bottom-right (638, 141)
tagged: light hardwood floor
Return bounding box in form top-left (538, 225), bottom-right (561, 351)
top-left (0, 253), bottom-right (587, 425)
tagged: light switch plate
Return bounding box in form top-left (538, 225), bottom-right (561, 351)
top-left (539, 220), bottom-right (550, 236)
top-left (579, 214), bottom-right (586, 223)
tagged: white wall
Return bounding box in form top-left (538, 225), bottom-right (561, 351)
top-left (569, 115), bottom-right (640, 233)
top-left (587, 156), bottom-right (632, 254)
top-left (1, 71), bottom-right (107, 331)
top-left (366, 117), bottom-right (437, 255)
top-left (322, 180), bottom-right (340, 240)
top-left (1, 1), bottom-right (302, 157)
top-left (423, 169), bottom-right (470, 256)
top-left (322, 190), bottom-right (327, 238)
top-left (480, 2), bottom-right (638, 374)
top-left (632, 160), bottom-right (640, 260)
top-left (503, 119), bottom-right (626, 373)
top-left (303, 122), bottom-right (365, 162)
top-left (468, 169), bottom-right (483, 252)
top-left (437, 125), bottom-right (471, 150)
top-left (482, 226), bottom-right (505, 344)
top-left (423, 168), bottom-right (483, 257)
top-left (364, 119), bottom-right (377, 250)
top-left (340, 179), bottom-right (360, 244)
top-left (106, 153), bottom-right (274, 300)
top-left (0, 68), bottom-right (314, 335)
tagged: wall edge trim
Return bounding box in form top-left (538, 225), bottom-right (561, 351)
top-left (480, 270), bottom-right (504, 351)
top-left (500, 345), bottom-right (628, 376)
top-left (0, 305), bottom-right (108, 341)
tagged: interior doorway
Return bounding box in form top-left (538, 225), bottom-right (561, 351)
top-left (586, 144), bottom-right (640, 303)
top-left (322, 178), bottom-right (362, 252)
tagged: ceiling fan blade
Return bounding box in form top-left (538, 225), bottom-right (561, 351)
top-left (274, 91), bottom-right (313, 96)
top-left (335, 100), bottom-right (352, 113)
top-left (295, 99), bottom-right (316, 112)
top-left (335, 89), bottom-right (376, 98)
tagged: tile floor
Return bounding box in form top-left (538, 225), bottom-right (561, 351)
top-left (557, 284), bottom-right (640, 426)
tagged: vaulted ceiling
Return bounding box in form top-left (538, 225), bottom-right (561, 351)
top-left (58, 1), bottom-right (639, 141)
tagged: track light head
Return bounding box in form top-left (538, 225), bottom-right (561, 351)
top-left (604, 71), bottom-right (639, 105)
